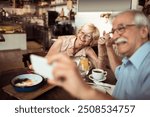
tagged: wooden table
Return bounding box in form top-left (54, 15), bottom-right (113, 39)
top-left (0, 68), bottom-right (76, 100)
top-left (0, 68), bottom-right (116, 100)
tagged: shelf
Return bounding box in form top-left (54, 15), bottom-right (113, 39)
top-left (50, 1), bottom-right (77, 7)
top-left (37, 2), bottom-right (67, 8)
top-left (50, 2), bottom-right (67, 7)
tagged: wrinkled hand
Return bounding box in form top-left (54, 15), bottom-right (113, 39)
top-left (98, 37), bottom-right (106, 45)
top-left (98, 31), bottom-right (114, 48)
top-left (47, 53), bottom-right (89, 98)
top-left (104, 34), bottom-right (114, 48)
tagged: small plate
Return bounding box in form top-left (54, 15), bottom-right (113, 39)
top-left (88, 74), bottom-right (106, 82)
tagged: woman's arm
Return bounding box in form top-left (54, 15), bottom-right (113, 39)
top-left (106, 46), bottom-right (122, 73)
top-left (98, 34), bottom-right (121, 73)
top-left (98, 39), bottom-right (108, 69)
top-left (102, 33), bottom-right (122, 73)
top-left (85, 47), bottom-right (101, 68)
top-left (45, 38), bottom-right (63, 58)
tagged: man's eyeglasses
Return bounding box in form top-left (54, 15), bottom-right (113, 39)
top-left (78, 31), bottom-right (92, 40)
top-left (110, 24), bottom-right (136, 34)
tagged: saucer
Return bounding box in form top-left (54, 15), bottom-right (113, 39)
top-left (88, 74), bottom-right (106, 82)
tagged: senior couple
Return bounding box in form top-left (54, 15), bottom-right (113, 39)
top-left (43, 10), bottom-right (150, 100)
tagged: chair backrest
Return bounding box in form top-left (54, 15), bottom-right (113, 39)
top-left (22, 52), bottom-right (47, 67)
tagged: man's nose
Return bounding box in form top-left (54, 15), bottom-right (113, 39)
top-left (112, 32), bottom-right (121, 41)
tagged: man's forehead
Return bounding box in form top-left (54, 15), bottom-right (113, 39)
top-left (112, 13), bottom-right (134, 27)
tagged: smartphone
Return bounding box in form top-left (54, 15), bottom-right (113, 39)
top-left (30, 54), bottom-right (54, 79)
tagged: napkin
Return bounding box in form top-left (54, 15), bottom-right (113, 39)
top-left (90, 82), bottom-right (115, 95)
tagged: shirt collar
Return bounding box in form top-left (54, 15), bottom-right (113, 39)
top-left (126, 41), bottom-right (150, 69)
top-left (68, 36), bottom-right (77, 48)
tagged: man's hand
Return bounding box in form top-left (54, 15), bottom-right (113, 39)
top-left (47, 53), bottom-right (90, 99)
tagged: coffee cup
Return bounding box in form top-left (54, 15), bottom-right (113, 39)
top-left (92, 69), bottom-right (107, 80)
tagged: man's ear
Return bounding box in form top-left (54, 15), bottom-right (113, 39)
top-left (140, 26), bottom-right (149, 39)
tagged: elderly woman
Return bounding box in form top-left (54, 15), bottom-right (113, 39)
top-left (45, 23), bottom-right (101, 68)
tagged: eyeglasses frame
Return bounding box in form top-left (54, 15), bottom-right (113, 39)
top-left (78, 31), bottom-right (93, 41)
top-left (110, 24), bottom-right (137, 34)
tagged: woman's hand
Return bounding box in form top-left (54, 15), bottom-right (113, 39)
top-left (98, 31), bottom-right (108, 46)
top-left (98, 37), bottom-right (106, 45)
top-left (98, 31), bottom-right (113, 47)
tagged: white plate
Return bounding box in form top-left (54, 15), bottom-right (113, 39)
top-left (88, 74), bottom-right (106, 82)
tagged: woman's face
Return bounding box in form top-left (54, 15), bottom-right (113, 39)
top-left (77, 26), bottom-right (93, 47)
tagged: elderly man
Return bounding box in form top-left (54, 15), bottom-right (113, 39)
top-left (48, 10), bottom-right (150, 100)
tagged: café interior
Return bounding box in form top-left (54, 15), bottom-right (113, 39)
top-left (0, 0), bottom-right (147, 100)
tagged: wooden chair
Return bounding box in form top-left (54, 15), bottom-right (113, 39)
top-left (22, 51), bottom-right (47, 67)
